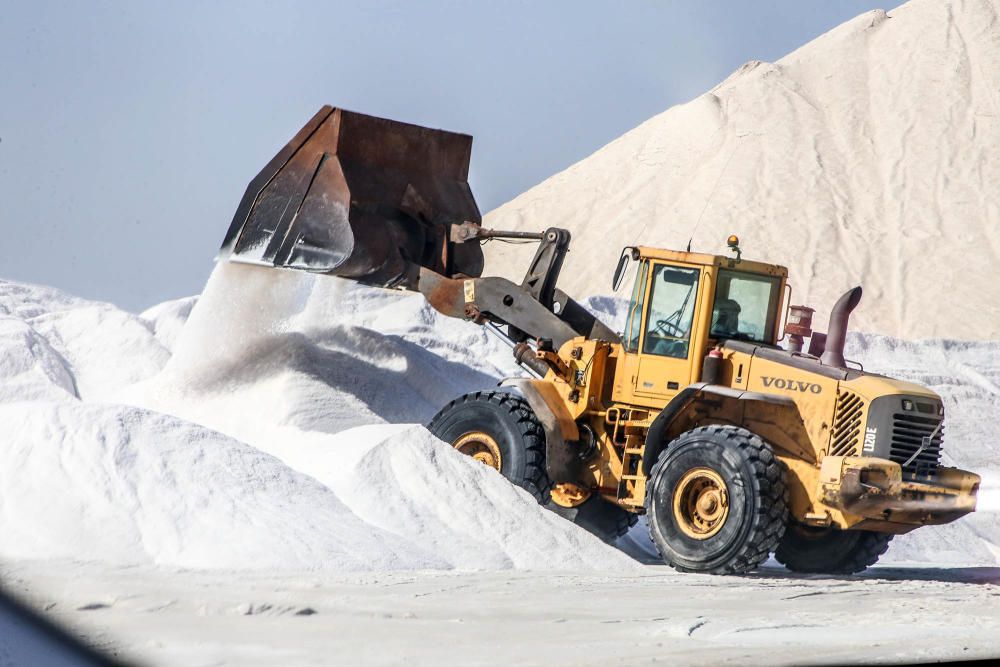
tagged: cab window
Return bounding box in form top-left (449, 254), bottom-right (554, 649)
top-left (623, 261), bottom-right (649, 353)
top-left (712, 269), bottom-right (782, 343)
top-left (643, 264), bottom-right (700, 358)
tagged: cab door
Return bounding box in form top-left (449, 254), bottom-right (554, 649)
top-left (633, 262), bottom-right (707, 400)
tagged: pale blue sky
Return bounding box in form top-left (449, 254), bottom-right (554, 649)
top-left (0, 1), bottom-right (878, 310)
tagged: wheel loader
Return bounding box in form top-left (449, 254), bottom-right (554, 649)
top-left (218, 106), bottom-right (980, 575)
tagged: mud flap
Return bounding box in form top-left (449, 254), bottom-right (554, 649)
top-left (501, 378), bottom-right (581, 483)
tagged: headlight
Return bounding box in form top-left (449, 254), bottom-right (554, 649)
top-left (902, 399), bottom-right (914, 411)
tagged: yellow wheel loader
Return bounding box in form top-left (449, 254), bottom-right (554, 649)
top-left (218, 106), bottom-right (980, 575)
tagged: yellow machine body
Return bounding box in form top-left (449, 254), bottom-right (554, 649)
top-left (525, 247), bottom-right (979, 534)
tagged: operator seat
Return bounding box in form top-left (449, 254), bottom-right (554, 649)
top-left (712, 298), bottom-right (742, 338)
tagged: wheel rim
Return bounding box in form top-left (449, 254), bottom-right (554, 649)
top-left (672, 467), bottom-right (730, 539)
top-left (453, 431), bottom-right (502, 471)
top-left (549, 482), bottom-right (592, 508)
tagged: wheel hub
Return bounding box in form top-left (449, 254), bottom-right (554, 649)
top-left (453, 431), bottom-right (502, 471)
top-left (673, 467), bottom-right (730, 539)
top-left (549, 482), bottom-right (592, 508)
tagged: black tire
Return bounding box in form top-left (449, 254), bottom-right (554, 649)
top-left (775, 525), bottom-right (893, 574)
top-left (427, 391), bottom-right (548, 502)
top-left (427, 391), bottom-right (636, 543)
top-left (645, 425), bottom-right (788, 574)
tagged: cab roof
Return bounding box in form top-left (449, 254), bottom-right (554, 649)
top-left (636, 246), bottom-right (788, 278)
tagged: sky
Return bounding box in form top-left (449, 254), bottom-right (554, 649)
top-left (0, 0), bottom-right (879, 311)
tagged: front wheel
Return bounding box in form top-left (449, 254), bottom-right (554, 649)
top-left (775, 525), bottom-right (893, 574)
top-left (427, 391), bottom-right (636, 543)
top-left (645, 425), bottom-right (788, 574)
top-left (427, 391), bottom-right (548, 501)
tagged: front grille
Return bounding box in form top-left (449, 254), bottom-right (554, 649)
top-left (890, 412), bottom-right (944, 477)
top-left (830, 390), bottom-right (864, 457)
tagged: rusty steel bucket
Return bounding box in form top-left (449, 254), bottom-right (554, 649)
top-left (219, 106), bottom-right (485, 289)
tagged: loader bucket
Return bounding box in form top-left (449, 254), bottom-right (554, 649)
top-left (219, 106), bottom-right (484, 289)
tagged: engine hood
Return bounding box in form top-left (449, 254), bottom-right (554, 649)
top-left (721, 340), bottom-right (939, 400)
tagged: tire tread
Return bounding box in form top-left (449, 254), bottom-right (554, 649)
top-left (428, 391), bottom-right (551, 502)
top-left (775, 529), bottom-right (894, 575)
top-left (644, 425), bottom-right (789, 574)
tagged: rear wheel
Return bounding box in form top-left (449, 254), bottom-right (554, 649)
top-left (645, 425), bottom-right (788, 574)
top-left (428, 391), bottom-right (636, 543)
top-left (775, 525), bottom-right (893, 574)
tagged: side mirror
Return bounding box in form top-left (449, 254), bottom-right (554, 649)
top-left (612, 247), bottom-right (636, 292)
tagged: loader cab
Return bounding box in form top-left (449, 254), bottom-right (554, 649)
top-left (613, 244), bottom-right (787, 407)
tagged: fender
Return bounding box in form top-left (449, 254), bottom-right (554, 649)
top-left (500, 378), bottom-right (581, 483)
top-left (642, 383), bottom-right (798, 476)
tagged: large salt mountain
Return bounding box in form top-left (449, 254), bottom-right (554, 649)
top-left (485, 0), bottom-right (1000, 340)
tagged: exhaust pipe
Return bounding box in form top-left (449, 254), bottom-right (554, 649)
top-left (820, 286), bottom-right (862, 369)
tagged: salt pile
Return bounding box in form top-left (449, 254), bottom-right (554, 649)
top-left (484, 0), bottom-right (1000, 340)
top-left (0, 281), bottom-right (169, 401)
top-left (0, 276), bottom-right (637, 571)
top-left (0, 401), bottom-right (426, 571)
top-left (124, 263), bottom-right (638, 570)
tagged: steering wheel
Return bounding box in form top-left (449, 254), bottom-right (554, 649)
top-left (655, 318), bottom-right (684, 338)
